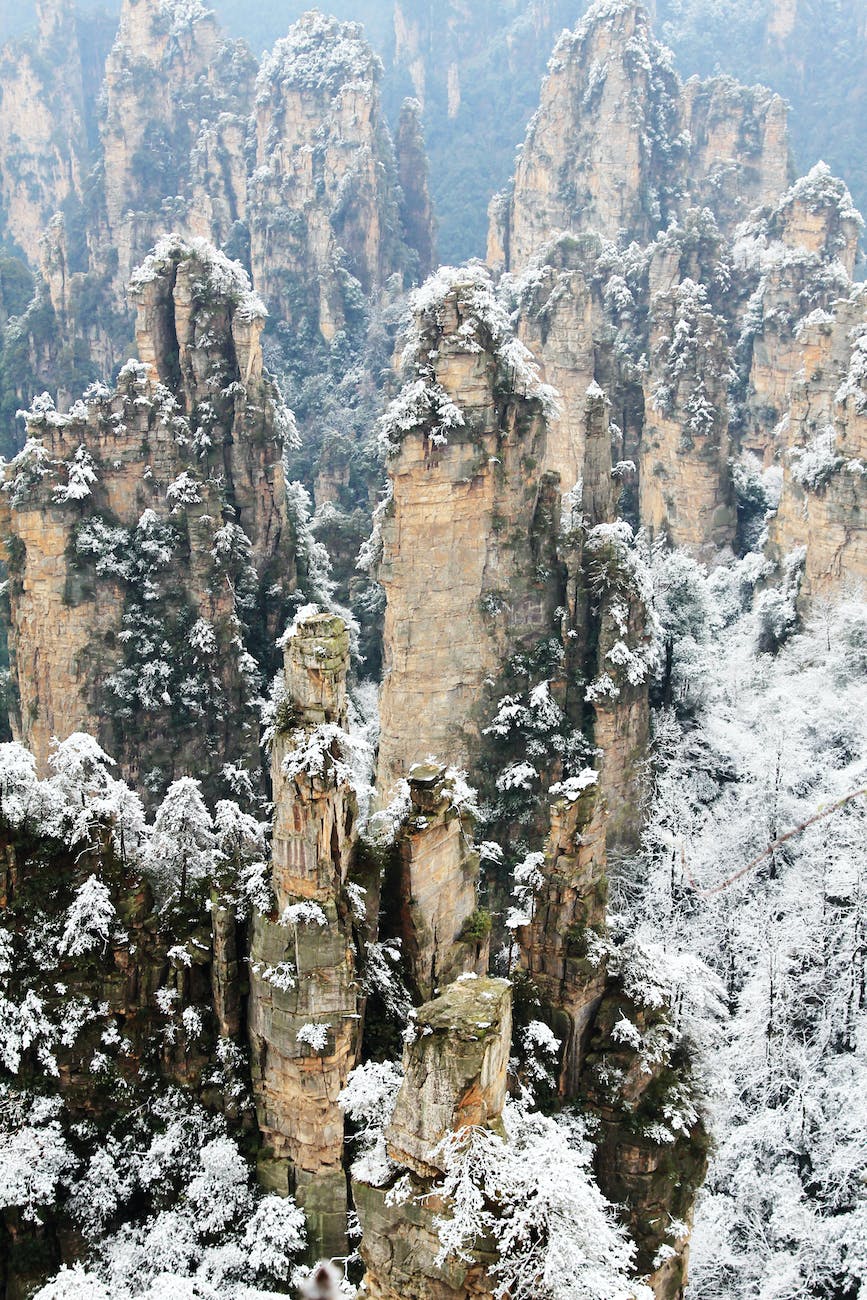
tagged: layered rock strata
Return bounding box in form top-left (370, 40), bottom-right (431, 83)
top-left (354, 976), bottom-right (512, 1300)
top-left (248, 610), bottom-right (361, 1256)
top-left (0, 237), bottom-right (296, 792)
top-left (394, 763), bottom-right (489, 1000)
top-left (375, 266), bottom-right (562, 796)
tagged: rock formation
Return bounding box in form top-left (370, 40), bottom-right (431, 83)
top-left (0, 0), bottom-right (435, 430)
top-left (768, 284), bottom-right (867, 596)
top-left (489, 0), bottom-right (864, 588)
top-left (395, 98), bottom-right (437, 281)
top-left (0, 0), bottom-right (92, 268)
top-left (394, 763), bottom-right (489, 1001)
top-left (99, 0), bottom-right (254, 296)
top-left (355, 975), bottom-right (512, 1300)
top-left (735, 163), bottom-right (862, 463)
top-left (249, 12), bottom-right (409, 347)
top-left (514, 778), bottom-right (608, 1094)
top-left (640, 277), bottom-right (735, 555)
top-left (0, 237), bottom-right (296, 793)
top-left (248, 609), bottom-right (362, 1256)
top-left (488, 0), bottom-right (791, 273)
top-left (374, 265), bottom-right (562, 796)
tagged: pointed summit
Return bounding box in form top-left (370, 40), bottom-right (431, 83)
top-left (489, 0), bottom-right (793, 270)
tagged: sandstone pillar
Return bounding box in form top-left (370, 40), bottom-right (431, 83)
top-left (248, 611), bottom-right (361, 1257)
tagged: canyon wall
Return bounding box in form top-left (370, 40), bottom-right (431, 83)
top-left (0, 237), bottom-right (296, 794)
top-left (375, 265), bottom-right (561, 796)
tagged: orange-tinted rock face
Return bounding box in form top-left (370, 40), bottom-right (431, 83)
top-left (394, 763), bottom-right (488, 1001)
top-left (768, 285), bottom-right (867, 597)
top-left (248, 611), bottom-right (361, 1258)
top-left (0, 237), bottom-right (296, 792)
top-left (374, 267), bottom-right (562, 797)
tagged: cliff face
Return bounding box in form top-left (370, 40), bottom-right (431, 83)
top-left (99, 0), bottom-right (254, 296)
top-left (0, 237), bottom-right (296, 794)
top-left (375, 266), bottom-right (562, 796)
top-left (736, 163), bottom-right (862, 463)
top-left (249, 13), bottom-right (408, 346)
top-left (489, 0), bottom-right (864, 588)
top-left (395, 97), bottom-right (437, 280)
top-left (390, 0), bottom-right (584, 262)
top-left (768, 284), bottom-right (867, 596)
top-left (0, 0), bottom-right (435, 427)
top-left (248, 611), bottom-right (362, 1256)
top-left (0, 0), bottom-right (91, 268)
top-left (488, 0), bottom-right (791, 273)
top-left (364, 263), bottom-right (699, 1293)
top-left (394, 763), bottom-right (489, 1001)
top-left (640, 277), bottom-right (735, 555)
top-left (355, 976), bottom-right (512, 1300)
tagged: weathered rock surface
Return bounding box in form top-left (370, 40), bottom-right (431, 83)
top-left (0, 0), bottom-right (435, 406)
top-left (514, 781), bottom-right (608, 1094)
top-left (375, 266), bottom-right (562, 796)
top-left (0, 0), bottom-right (93, 268)
top-left (355, 976), bottom-right (511, 1300)
top-left (394, 763), bottom-right (488, 1001)
top-left (387, 976), bottom-right (511, 1176)
top-left (0, 237), bottom-right (296, 792)
top-left (768, 284), bottom-right (867, 597)
top-left (640, 277), bottom-right (735, 555)
top-left (489, 0), bottom-right (792, 273)
top-left (99, 0), bottom-right (254, 297)
top-left (249, 13), bottom-right (409, 346)
top-left (489, 0), bottom-right (864, 584)
top-left (248, 611), bottom-right (361, 1256)
top-left (735, 163), bottom-right (862, 464)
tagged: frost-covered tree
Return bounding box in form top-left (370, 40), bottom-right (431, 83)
top-left (151, 778), bottom-right (215, 902)
top-left (213, 799), bottom-right (270, 916)
top-left (58, 876), bottom-right (116, 959)
top-left (432, 1102), bottom-right (651, 1300)
top-left (615, 546), bottom-right (867, 1300)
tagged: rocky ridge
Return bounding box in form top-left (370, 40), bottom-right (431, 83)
top-left (489, 0), bottom-right (865, 589)
top-left (0, 237), bottom-right (297, 795)
top-left (0, 0), bottom-right (434, 449)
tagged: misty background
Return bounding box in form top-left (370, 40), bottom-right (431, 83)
top-left (2, 0), bottom-right (865, 264)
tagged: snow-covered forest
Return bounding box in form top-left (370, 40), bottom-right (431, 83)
top-left (618, 551), bottom-right (867, 1297)
top-left (1, 0), bottom-right (866, 1296)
